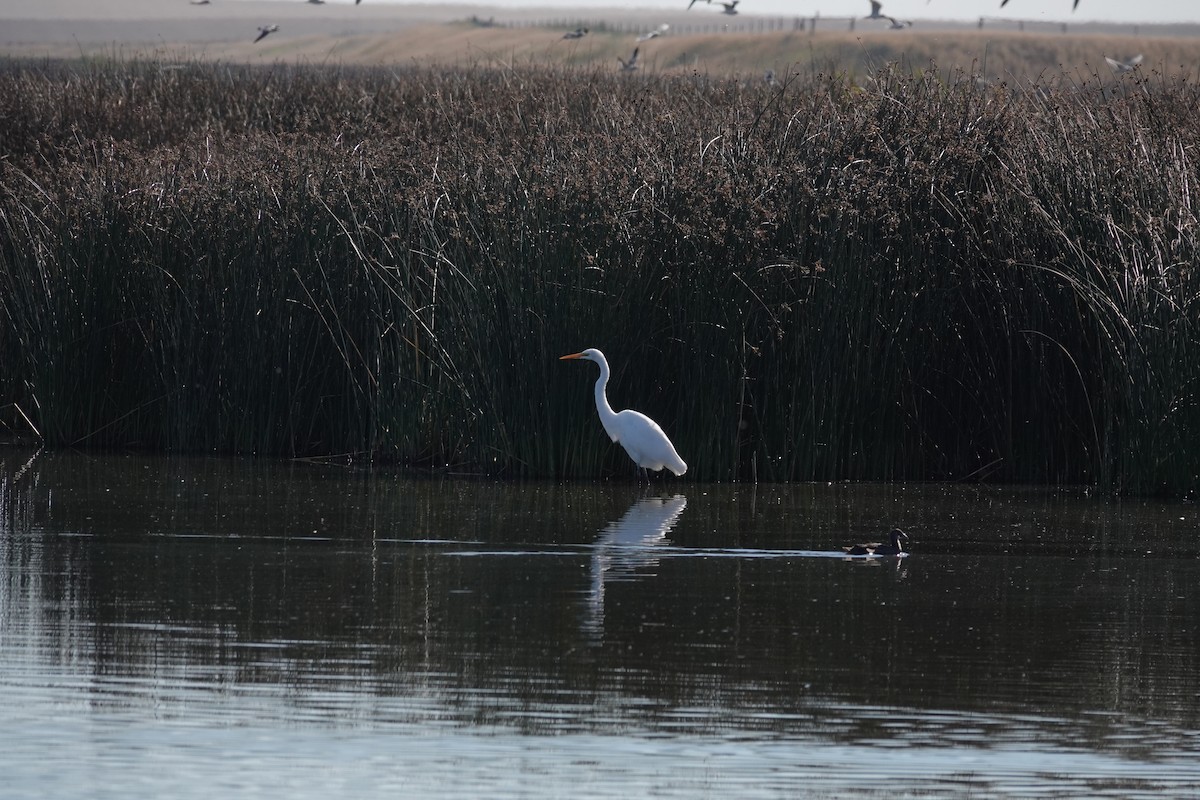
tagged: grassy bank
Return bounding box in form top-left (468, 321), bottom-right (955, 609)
top-left (0, 57), bottom-right (1197, 493)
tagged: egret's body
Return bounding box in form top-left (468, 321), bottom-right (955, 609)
top-left (560, 349), bottom-right (687, 477)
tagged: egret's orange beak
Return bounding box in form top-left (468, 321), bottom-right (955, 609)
top-left (559, 352), bottom-right (584, 360)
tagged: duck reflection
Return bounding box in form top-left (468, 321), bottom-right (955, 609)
top-left (584, 495), bottom-right (687, 640)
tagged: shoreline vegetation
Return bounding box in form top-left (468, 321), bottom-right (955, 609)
top-left (0, 54), bottom-right (1197, 494)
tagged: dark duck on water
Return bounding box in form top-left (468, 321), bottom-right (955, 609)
top-left (842, 528), bottom-right (910, 557)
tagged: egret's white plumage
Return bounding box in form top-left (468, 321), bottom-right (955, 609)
top-left (560, 349), bottom-right (687, 477)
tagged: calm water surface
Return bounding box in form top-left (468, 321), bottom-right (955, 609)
top-left (2, 450), bottom-right (1199, 798)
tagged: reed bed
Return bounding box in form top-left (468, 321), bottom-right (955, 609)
top-left (0, 57), bottom-right (1197, 494)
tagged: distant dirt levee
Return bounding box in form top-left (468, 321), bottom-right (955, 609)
top-left (2, 2), bottom-right (1199, 79)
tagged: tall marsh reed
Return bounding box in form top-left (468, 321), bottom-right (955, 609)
top-left (0, 57), bottom-right (1196, 493)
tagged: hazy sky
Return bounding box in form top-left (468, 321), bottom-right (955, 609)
top-left (470, 0), bottom-right (1195, 24)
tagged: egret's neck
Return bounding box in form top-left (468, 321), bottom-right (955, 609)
top-left (592, 358), bottom-right (620, 437)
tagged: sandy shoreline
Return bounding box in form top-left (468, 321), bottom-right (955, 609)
top-left (0, 1), bottom-right (493, 47)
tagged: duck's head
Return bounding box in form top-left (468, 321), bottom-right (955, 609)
top-left (889, 528), bottom-right (910, 548)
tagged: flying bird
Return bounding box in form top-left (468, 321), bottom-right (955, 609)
top-left (687, 0), bottom-right (710, 8)
top-left (637, 24), bottom-right (669, 41)
top-left (718, 0), bottom-right (739, 14)
top-left (1105, 54), bottom-right (1144, 73)
top-left (866, 0), bottom-right (885, 18)
top-left (189, 0), bottom-right (211, 5)
top-left (560, 349), bottom-right (687, 478)
top-left (254, 24), bottom-right (278, 42)
top-left (618, 47), bottom-right (640, 71)
top-left (1001, 0), bottom-right (1080, 8)
top-left (562, 27), bottom-right (588, 39)
top-left (886, 16), bottom-right (912, 29)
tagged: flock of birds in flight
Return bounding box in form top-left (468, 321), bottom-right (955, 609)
top-left (188, 0), bottom-right (1108, 68)
top-left (559, 0), bottom-right (1105, 74)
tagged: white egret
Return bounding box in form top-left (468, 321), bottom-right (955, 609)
top-left (560, 349), bottom-right (687, 477)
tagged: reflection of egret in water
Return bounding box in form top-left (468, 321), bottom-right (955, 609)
top-left (584, 495), bottom-right (687, 640)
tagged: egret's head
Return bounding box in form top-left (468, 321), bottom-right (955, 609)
top-left (559, 348), bottom-right (602, 363)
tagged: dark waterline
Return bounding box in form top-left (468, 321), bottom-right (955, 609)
top-left (2, 450), bottom-right (1199, 798)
